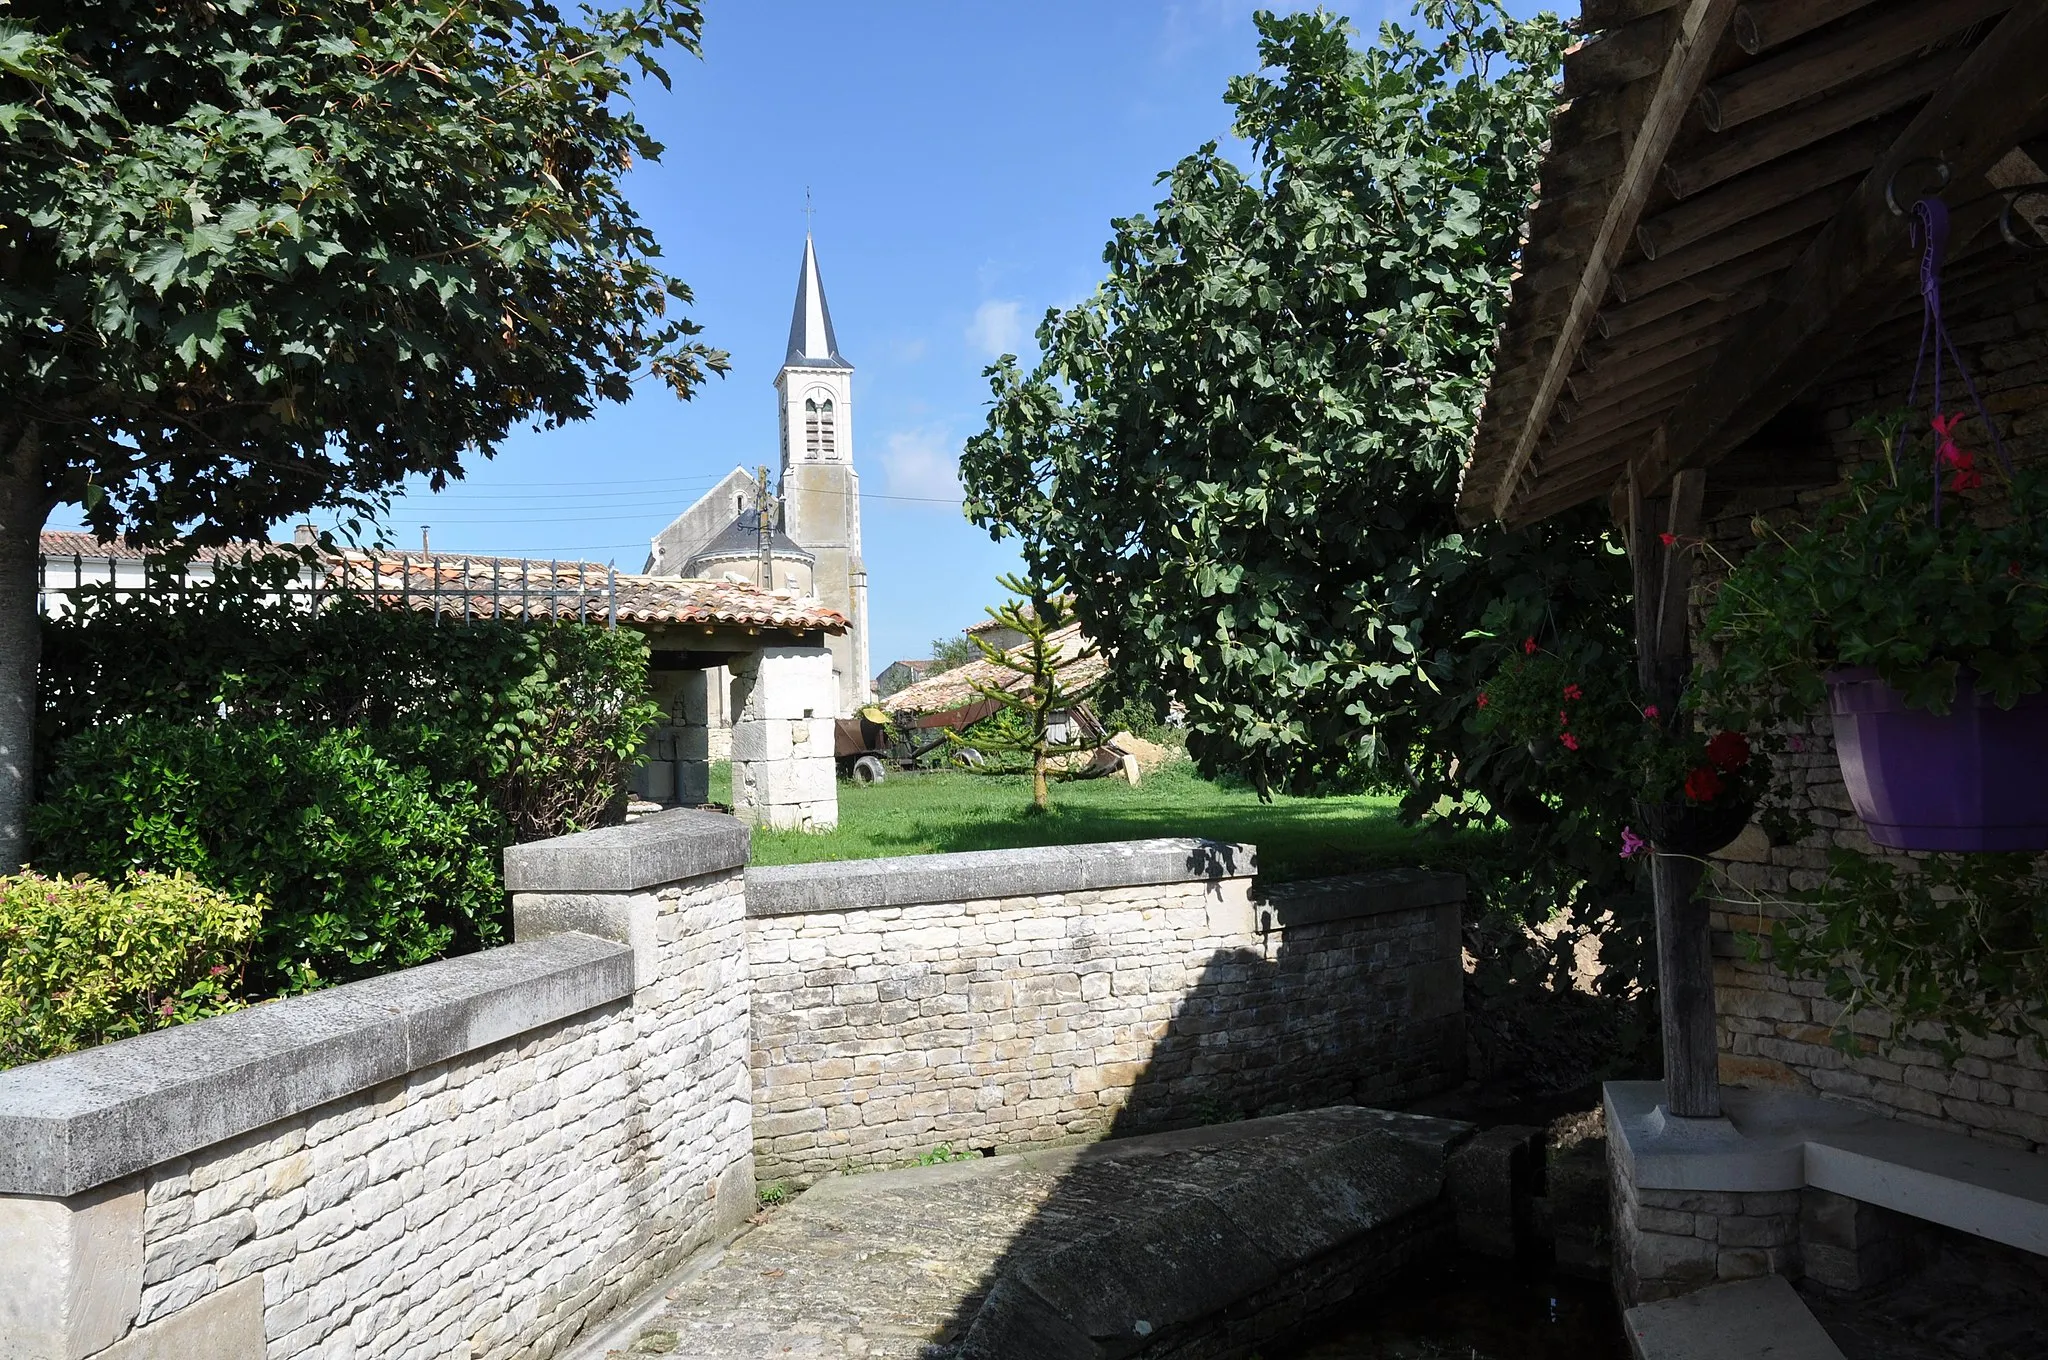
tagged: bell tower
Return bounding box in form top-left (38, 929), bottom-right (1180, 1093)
top-left (774, 234), bottom-right (868, 715)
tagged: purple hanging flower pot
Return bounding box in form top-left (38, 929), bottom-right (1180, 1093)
top-left (1827, 668), bottom-right (2048, 851)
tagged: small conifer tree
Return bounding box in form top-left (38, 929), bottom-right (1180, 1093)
top-left (961, 573), bottom-right (1103, 811)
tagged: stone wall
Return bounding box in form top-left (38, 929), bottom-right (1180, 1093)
top-left (1696, 261), bottom-right (2048, 1153)
top-left (744, 847), bottom-right (1466, 1183)
top-left (0, 809), bottom-right (756, 1360)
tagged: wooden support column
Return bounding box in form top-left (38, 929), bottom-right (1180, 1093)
top-left (1629, 463), bottom-right (1721, 1118)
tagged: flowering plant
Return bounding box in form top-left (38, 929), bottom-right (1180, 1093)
top-left (1474, 640), bottom-right (1766, 857)
top-left (1703, 410), bottom-right (2048, 722)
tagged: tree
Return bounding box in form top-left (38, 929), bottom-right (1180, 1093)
top-left (959, 573), bottom-right (1103, 811)
top-left (960, 7), bottom-right (1641, 951)
top-left (0, 0), bottom-right (723, 866)
top-left (928, 631), bottom-right (983, 673)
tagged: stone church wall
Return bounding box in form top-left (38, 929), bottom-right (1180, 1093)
top-left (744, 849), bottom-right (1466, 1184)
top-left (1697, 263), bottom-right (2048, 1153)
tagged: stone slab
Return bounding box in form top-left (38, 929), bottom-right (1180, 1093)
top-left (647, 1106), bottom-right (1468, 1360)
top-left (1254, 869), bottom-right (1465, 929)
top-left (1623, 1275), bottom-right (1845, 1360)
top-left (746, 838), bottom-right (1258, 917)
top-left (503, 806), bottom-right (749, 893)
top-left (0, 1177), bottom-right (142, 1358)
top-left (0, 934), bottom-right (632, 1196)
top-left (94, 1275), bottom-right (264, 1360)
top-left (1608, 1079), bottom-right (2048, 1259)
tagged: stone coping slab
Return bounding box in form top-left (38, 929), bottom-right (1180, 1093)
top-left (0, 933), bottom-right (633, 1197)
top-left (504, 807), bottom-right (748, 894)
top-left (1623, 1275), bottom-right (1846, 1360)
top-left (1607, 1079), bottom-right (2048, 1259)
top-left (1253, 868), bottom-right (1465, 928)
top-left (745, 837), bottom-right (1257, 917)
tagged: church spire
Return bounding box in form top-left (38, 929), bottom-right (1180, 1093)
top-left (784, 234), bottom-right (852, 370)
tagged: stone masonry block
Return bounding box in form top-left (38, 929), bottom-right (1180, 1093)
top-left (95, 1274), bottom-right (263, 1359)
top-left (0, 1179), bottom-right (145, 1359)
top-left (731, 647), bottom-right (836, 722)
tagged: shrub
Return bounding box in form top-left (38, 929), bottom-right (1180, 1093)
top-left (38, 558), bottom-right (660, 843)
top-left (0, 871), bottom-right (261, 1068)
top-left (31, 718), bottom-right (502, 992)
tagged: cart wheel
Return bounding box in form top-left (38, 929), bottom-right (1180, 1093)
top-left (956, 748), bottom-right (985, 769)
top-left (850, 755), bottom-right (886, 785)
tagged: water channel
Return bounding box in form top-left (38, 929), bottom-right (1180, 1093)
top-left (1275, 1255), bottom-right (1629, 1360)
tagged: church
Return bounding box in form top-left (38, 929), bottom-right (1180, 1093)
top-left (645, 234), bottom-right (872, 740)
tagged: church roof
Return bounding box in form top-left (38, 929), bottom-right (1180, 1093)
top-left (686, 508), bottom-right (814, 565)
top-left (784, 234), bottom-right (852, 371)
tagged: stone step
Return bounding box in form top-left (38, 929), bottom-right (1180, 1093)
top-left (1623, 1276), bottom-right (1845, 1360)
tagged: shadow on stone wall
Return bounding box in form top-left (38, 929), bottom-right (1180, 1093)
top-left (917, 854), bottom-right (1467, 1358)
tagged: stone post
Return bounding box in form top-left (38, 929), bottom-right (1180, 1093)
top-left (727, 645), bottom-right (838, 831)
top-left (675, 667), bottom-right (712, 806)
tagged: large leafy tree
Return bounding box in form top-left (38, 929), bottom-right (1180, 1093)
top-left (0, 0), bottom-right (724, 866)
top-left (961, 6), bottom-right (1639, 942)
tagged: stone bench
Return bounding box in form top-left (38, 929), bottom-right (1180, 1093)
top-left (1608, 1080), bottom-right (2048, 1258)
top-left (1623, 1276), bottom-right (1844, 1360)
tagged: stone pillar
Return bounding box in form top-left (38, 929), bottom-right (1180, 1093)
top-left (728, 646), bottom-right (838, 831)
top-left (0, 1179), bottom-right (148, 1358)
top-left (1800, 1188), bottom-right (1909, 1293)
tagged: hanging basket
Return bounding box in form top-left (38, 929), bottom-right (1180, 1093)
top-left (1633, 795), bottom-right (1755, 858)
top-left (1828, 668), bottom-right (2048, 852)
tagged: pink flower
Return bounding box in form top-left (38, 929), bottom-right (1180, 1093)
top-left (1523, 637), bottom-right (1538, 655)
top-left (1563, 683), bottom-right (1583, 700)
top-left (1476, 692), bottom-right (1490, 709)
top-left (1619, 827), bottom-right (1646, 859)
top-left (1642, 705), bottom-right (1660, 721)
top-left (1561, 732), bottom-right (1580, 751)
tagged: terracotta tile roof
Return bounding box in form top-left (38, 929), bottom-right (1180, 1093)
top-left (37, 534), bottom-right (846, 634)
top-left (38, 531), bottom-right (290, 563)
top-left (327, 553), bottom-right (848, 633)
top-left (885, 622), bottom-right (1107, 716)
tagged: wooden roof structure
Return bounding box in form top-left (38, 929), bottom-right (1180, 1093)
top-left (1460, 0), bottom-right (2048, 527)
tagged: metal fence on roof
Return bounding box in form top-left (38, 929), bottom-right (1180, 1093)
top-left (36, 551), bottom-right (620, 629)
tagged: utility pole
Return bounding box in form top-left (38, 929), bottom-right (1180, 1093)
top-left (755, 465), bottom-right (776, 591)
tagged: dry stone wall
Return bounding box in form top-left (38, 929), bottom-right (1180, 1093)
top-left (1694, 270), bottom-right (2048, 1152)
top-left (0, 809), bottom-right (755, 1360)
top-left (745, 848), bottom-right (1465, 1183)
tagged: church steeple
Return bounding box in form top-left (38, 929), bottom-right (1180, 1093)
top-left (784, 235), bottom-right (852, 370)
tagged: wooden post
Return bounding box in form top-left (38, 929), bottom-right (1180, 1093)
top-left (1629, 462), bottom-right (1722, 1118)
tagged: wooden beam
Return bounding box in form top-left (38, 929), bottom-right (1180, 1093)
top-left (1574, 316), bottom-right (1746, 388)
top-left (1638, 466), bottom-right (1720, 1120)
top-left (1487, 0), bottom-right (1743, 523)
top-left (1596, 233), bottom-right (1808, 336)
top-left (1640, 120), bottom-right (1899, 258)
top-left (1584, 0), bottom-right (1686, 29)
top-left (1642, 2), bottom-right (2048, 491)
top-left (1565, 10), bottom-right (1682, 98)
top-left (1612, 188), bottom-right (1839, 301)
top-left (1567, 344), bottom-right (1716, 404)
top-left (1560, 359), bottom-right (1711, 424)
top-left (1700, 0), bottom-right (2013, 132)
top-left (1733, 0), bottom-right (1881, 56)
top-left (1581, 292), bottom-right (1766, 374)
top-left (1666, 53), bottom-right (1957, 198)
top-left (1512, 449), bottom-right (1638, 524)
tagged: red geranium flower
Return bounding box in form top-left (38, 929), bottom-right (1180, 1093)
top-left (1563, 683), bottom-right (1583, 700)
top-left (1476, 692), bottom-right (1489, 709)
top-left (1659, 532), bottom-right (1677, 547)
top-left (1561, 732), bottom-right (1580, 751)
top-left (1642, 704), bottom-right (1660, 720)
top-left (1704, 730), bottom-right (1750, 771)
top-left (1684, 766), bottom-right (1724, 802)
top-left (1523, 637), bottom-right (1538, 655)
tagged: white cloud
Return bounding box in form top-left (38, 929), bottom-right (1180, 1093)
top-left (965, 299), bottom-right (1026, 359)
top-left (879, 427), bottom-right (964, 505)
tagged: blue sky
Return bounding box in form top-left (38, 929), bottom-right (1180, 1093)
top-left (56, 2), bottom-right (1540, 672)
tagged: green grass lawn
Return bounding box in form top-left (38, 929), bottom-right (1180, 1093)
top-left (720, 760), bottom-right (1476, 883)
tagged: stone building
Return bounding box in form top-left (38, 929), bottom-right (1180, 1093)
top-left (646, 234), bottom-right (871, 744)
top-left (1461, 0), bottom-right (2048, 1341)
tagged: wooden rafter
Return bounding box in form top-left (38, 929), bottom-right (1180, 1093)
top-left (1641, 2), bottom-right (2048, 490)
top-left (1488, 0), bottom-right (1743, 523)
